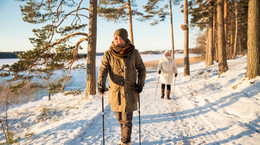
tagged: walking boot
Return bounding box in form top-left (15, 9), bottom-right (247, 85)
top-left (166, 90), bottom-right (171, 100)
top-left (161, 88), bottom-right (165, 98)
top-left (118, 141), bottom-right (132, 145)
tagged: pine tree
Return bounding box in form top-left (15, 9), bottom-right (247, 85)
top-left (207, 0), bottom-right (214, 66)
top-left (224, 0), bottom-right (228, 40)
top-left (233, 0), bottom-right (238, 58)
top-left (13, 0), bottom-right (96, 97)
top-left (98, 0), bottom-right (144, 44)
top-left (236, 0), bottom-right (248, 55)
top-left (190, 0), bottom-right (249, 64)
top-left (213, 5), bottom-right (218, 62)
top-left (143, 0), bottom-right (180, 58)
top-left (169, 0), bottom-right (175, 58)
top-left (217, 0), bottom-right (229, 75)
top-left (222, 0), bottom-right (248, 58)
top-left (224, 0), bottom-right (240, 59)
top-left (183, 0), bottom-right (190, 76)
top-left (189, 0), bottom-right (216, 67)
top-left (246, 0), bottom-right (260, 79)
top-left (86, 0), bottom-right (97, 99)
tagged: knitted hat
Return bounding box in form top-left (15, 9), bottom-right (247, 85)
top-left (114, 28), bottom-right (128, 42)
top-left (164, 50), bottom-right (171, 57)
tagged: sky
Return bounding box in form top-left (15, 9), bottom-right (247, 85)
top-left (0, 0), bottom-right (199, 53)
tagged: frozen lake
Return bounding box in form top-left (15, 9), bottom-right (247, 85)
top-left (0, 53), bottom-right (200, 101)
top-left (0, 53), bottom-right (199, 67)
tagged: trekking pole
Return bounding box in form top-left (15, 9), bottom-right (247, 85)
top-left (138, 93), bottom-right (141, 145)
top-left (174, 77), bottom-right (176, 97)
top-left (155, 75), bottom-right (160, 99)
top-left (102, 93), bottom-right (105, 145)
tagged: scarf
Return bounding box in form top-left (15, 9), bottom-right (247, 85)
top-left (109, 39), bottom-right (135, 59)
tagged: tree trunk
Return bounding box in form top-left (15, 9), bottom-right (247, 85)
top-left (224, 0), bottom-right (227, 39)
top-left (169, 0), bottom-right (175, 58)
top-left (205, 30), bottom-right (209, 65)
top-left (86, 0), bottom-right (97, 99)
top-left (233, 0), bottom-right (238, 58)
top-left (213, 6), bottom-right (218, 61)
top-left (246, 0), bottom-right (260, 79)
top-left (224, 0), bottom-right (228, 59)
top-left (259, 6), bottom-right (260, 76)
top-left (217, 0), bottom-right (229, 75)
top-left (229, 12), bottom-right (233, 59)
top-left (183, 0), bottom-right (190, 76)
top-left (238, 36), bottom-right (242, 55)
top-left (207, 8), bottom-right (214, 67)
top-left (127, 0), bottom-right (134, 44)
top-left (48, 92), bottom-right (51, 101)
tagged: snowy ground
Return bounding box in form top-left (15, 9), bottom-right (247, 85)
top-left (1, 56), bottom-right (260, 145)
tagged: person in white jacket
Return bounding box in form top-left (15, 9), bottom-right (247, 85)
top-left (157, 50), bottom-right (178, 100)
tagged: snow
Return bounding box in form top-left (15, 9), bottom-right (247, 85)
top-left (0, 58), bottom-right (19, 67)
top-left (1, 55), bottom-right (260, 144)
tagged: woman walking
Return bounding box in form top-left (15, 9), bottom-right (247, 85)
top-left (157, 50), bottom-right (178, 100)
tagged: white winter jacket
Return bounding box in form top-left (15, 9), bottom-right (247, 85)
top-left (157, 52), bottom-right (178, 85)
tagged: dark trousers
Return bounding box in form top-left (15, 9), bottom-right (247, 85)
top-left (115, 112), bottom-right (133, 143)
top-left (161, 84), bottom-right (171, 90)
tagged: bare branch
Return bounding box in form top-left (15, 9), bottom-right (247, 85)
top-left (56, 0), bottom-right (65, 23)
top-left (77, 0), bottom-right (84, 10)
top-left (61, 37), bottom-right (88, 92)
top-left (55, 8), bottom-right (89, 29)
top-left (48, 32), bottom-right (88, 48)
top-left (47, 0), bottom-right (56, 43)
top-left (28, 32), bottom-right (88, 71)
top-left (71, 0), bottom-right (77, 5)
top-left (47, 7), bottom-right (88, 43)
top-left (118, 3), bottom-right (128, 11)
top-left (70, 14), bottom-right (89, 19)
top-left (48, 29), bottom-right (55, 44)
top-left (36, 0), bottom-right (45, 11)
top-left (72, 0), bottom-right (84, 26)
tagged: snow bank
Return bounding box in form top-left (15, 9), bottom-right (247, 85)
top-left (1, 55), bottom-right (260, 145)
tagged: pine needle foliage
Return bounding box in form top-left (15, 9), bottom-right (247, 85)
top-left (98, 0), bottom-right (143, 22)
top-left (143, 0), bottom-right (181, 26)
top-left (5, 0), bottom-right (91, 93)
top-left (188, 0), bottom-right (217, 30)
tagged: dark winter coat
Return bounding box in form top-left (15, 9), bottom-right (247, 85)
top-left (98, 41), bottom-right (146, 112)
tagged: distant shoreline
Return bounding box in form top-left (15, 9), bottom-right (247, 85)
top-left (144, 56), bottom-right (205, 70)
top-left (0, 49), bottom-right (201, 59)
top-left (0, 54), bottom-right (204, 70)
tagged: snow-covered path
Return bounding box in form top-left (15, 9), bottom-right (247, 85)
top-left (60, 79), bottom-right (182, 145)
top-left (1, 56), bottom-right (260, 145)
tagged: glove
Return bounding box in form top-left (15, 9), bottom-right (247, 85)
top-left (175, 73), bottom-right (178, 77)
top-left (98, 83), bottom-right (107, 94)
top-left (135, 83), bottom-right (143, 93)
top-left (158, 70), bottom-right (161, 74)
